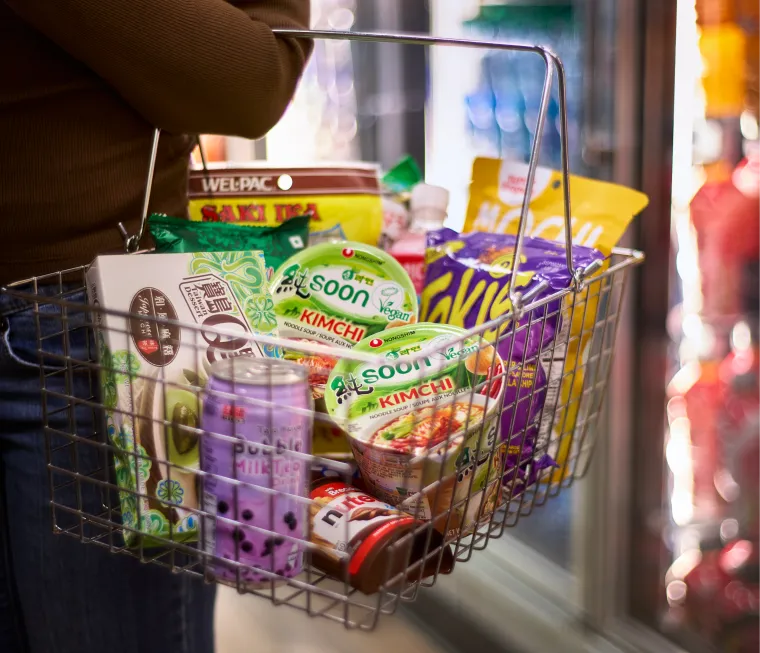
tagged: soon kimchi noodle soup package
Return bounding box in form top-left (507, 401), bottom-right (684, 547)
top-left (270, 241), bottom-right (418, 458)
top-left (324, 323), bottom-right (509, 539)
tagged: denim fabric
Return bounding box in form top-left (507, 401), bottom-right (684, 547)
top-left (0, 286), bottom-right (216, 653)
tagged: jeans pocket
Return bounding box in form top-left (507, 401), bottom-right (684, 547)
top-left (3, 293), bottom-right (91, 370)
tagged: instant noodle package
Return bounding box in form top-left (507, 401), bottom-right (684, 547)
top-left (270, 241), bottom-right (419, 457)
top-left (324, 323), bottom-right (507, 539)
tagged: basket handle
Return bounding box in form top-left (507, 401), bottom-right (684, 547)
top-left (118, 29), bottom-right (581, 304)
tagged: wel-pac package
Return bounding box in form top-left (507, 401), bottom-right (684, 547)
top-left (188, 163), bottom-right (384, 247)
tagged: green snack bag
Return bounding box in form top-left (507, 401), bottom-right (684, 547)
top-left (149, 213), bottom-right (310, 279)
top-left (381, 155), bottom-right (423, 196)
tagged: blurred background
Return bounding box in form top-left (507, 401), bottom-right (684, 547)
top-left (206, 1), bottom-right (760, 652)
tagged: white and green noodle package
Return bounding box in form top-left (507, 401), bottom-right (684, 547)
top-left (86, 251), bottom-right (279, 546)
top-left (270, 242), bottom-right (418, 349)
top-left (324, 324), bottom-right (506, 538)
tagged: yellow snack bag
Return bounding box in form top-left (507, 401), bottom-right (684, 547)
top-left (188, 163), bottom-right (383, 246)
top-left (465, 158), bottom-right (648, 481)
top-left (465, 157), bottom-right (648, 253)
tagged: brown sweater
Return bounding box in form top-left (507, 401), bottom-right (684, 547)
top-left (0, 0), bottom-right (312, 285)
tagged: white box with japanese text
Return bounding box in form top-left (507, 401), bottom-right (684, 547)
top-left (86, 251), bottom-right (279, 546)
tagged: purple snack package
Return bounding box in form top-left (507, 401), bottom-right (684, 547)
top-left (422, 228), bottom-right (604, 488)
top-left (503, 452), bottom-right (559, 499)
top-left (503, 360), bottom-right (546, 437)
top-left (502, 361), bottom-right (546, 468)
top-left (421, 228), bottom-right (604, 363)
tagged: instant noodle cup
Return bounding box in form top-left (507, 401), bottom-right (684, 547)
top-left (270, 241), bottom-right (418, 349)
top-left (271, 244), bottom-right (417, 459)
top-left (324, 324), bottom-right (506, 539)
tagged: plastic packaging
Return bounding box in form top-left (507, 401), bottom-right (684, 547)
top-left (465, 158), bottom-right (648, 253)
top-left (463, 158), bottom-right (648, 479)
top-left (389, 184), bottom-right (450, 295)
top-left (149, 214), bottom-right (310, 280)
top-left (421, 229), bottom-right (603, 479)
top-left (188, 163), bottom-right (384, 247)
top-left (270, 241), bottom-right (418, 349)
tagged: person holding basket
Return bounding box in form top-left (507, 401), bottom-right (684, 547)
top-left (0, 2), bottom-right (312, 652)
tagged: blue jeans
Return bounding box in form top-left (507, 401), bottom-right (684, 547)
top-left (0, 286), bottom-right (216, 653)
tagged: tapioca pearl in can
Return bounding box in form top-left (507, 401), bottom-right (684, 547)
top-left (200, 357), bottom-right (312, 588)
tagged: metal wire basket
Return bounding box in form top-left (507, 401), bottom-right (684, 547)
top-left (0, 29), bottom-right (644, 631)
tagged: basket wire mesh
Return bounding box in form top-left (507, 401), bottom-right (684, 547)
top-left (0, 29), bottom-right (644, 631)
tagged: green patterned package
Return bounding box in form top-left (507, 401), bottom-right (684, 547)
top-left (86, 251), bottom-right (280, 547)
top-left (270, 241), bottom-right (418, 349)
top-left (148, 213), bottom-right (309, 280)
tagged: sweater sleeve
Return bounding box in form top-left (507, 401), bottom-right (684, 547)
top-left (6, 0), bottom-right (313, 139)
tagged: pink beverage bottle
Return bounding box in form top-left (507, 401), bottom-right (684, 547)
top-left (691, 142), bottom-right (759, 321)
top-left (201, 357), bottom-right (312, 587)
top-left (389, 183), bottom-right (449, 295)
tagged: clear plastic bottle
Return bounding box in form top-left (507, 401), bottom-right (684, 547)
top-left (389, 183), bottom-right (450, 295)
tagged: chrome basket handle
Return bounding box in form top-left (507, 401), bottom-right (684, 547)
top-left (118, 28), bottom-right (580, 306)
top-left (117, 128), bottom-right (160, 254)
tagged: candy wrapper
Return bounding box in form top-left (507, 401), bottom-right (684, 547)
top-left (433, 158), bottom-right (648, 481)
top-left (149, 214), bottom-right (310, 280)
top-left (421, 229), bottom-right (604, 478)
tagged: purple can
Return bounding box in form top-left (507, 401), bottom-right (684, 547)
top-left (201, 357), bottom-right (312, 587)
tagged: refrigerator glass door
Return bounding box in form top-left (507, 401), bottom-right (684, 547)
top-left (428, 0), bottom-right (604, 585)
top-left (624, 1), bottom-right (760, 652)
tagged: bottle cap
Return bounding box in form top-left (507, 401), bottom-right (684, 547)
top-left (733, 141), bottom-right (760, 198)
top-left (410, 183), bottom-right (450, 215)
top-left (744, 139), bottom-right (759, 160)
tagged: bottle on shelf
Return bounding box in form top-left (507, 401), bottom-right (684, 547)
top-left (389, 183), bottom-right (450, 296)
top-left (717, 260), bottom-right (759, 537)
top-left (679, 348), bottom-right (725, 524)
top-left (690, 140), bottom-right (759, 323)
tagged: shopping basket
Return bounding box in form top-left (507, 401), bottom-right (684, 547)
top-left (0, 30), bottom-right (645, 630)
